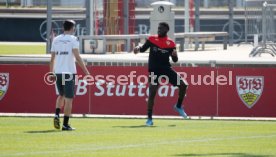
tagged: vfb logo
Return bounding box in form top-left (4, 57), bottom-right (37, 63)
top-left (236, 76), bottom-right (264, 108)
top-left (0, 73), bottom-right (9, 101)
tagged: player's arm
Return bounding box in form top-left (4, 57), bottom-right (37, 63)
top-left (48, 50), bottom-right (56, 81)
top-left (49, 38), bottom-right (56, 79)
top-left (73, 49), bottom-right (90, 75)
top-left (171, 48), bottom-right (178, 63)
top-left (134, 39), bottom-right (151, 54)
top-left (49, 52), bottom-right (55, 73)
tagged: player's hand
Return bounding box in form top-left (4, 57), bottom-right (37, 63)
top-left (49, 73), bottom-right (56, 82)
top-left (133, 46), bottom-right (140, 54)
top-left (172, 49), bottom-right (177, 57)
top-left (83, 71), bottom-right (91, 81)
top-left (84, 71), bottom-right (90, 76)
top-left (83, 74), bottom-right (90, 82)
top-left (82, 73), bottom-right (92, 85)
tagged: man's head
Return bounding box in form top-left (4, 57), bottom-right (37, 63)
top-left (63, 20), bottom-right (76, 34)
top-left (158, 22), bottom-right (169, 37)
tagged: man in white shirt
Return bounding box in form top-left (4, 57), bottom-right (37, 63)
top-left (49, 20), bottom-right (90, 131)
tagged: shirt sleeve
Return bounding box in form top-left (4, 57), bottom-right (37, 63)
top-left (72, 37), bottom-right (80, 49)
top-left (139, 39), bottom-right (151, 52)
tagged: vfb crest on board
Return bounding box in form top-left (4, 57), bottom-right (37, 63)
top-left (236, 76), bottom-right (264, 108)
top-left (0, 73), bottom-right (9, 101)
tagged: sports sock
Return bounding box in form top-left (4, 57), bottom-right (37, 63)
top-left (147, 109), bottom-right (153, 119)
top-left (176, 81), bottom-right (187, 108)
top-left (63, 116), bottom-right (69, 126)
top-left (176, 99), bottom-right (182, 108)
top-left (55, 108), bottom-right (60, 117)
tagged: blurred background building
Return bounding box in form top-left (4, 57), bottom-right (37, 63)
top-left (0, 0), bottom-right (275, 44)
top-left (0, 0), bottom-right (247, 8)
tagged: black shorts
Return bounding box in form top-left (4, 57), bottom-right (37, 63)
top-left (149, 68), bottom-right (184, 86)
top-left (55, 74), bottom-right (75, 98)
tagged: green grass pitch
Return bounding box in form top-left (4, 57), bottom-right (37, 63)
top-left (0, 117), bottom-right (276, 157)
top-left (0, 45), bottom-right (45, 55)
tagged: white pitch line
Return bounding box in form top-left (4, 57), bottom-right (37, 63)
top-left (1, 134), bottom-right (276, 157)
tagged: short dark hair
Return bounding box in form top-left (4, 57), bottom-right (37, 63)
top-left (159, 22), bottom-right (170, 31)
top-left (63, 20), bottom-right (76, 31)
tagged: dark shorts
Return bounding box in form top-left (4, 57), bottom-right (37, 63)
top-left (149, 68), bottom-right (184, 86)
top-left (55, 74), bottom-right (75, 98)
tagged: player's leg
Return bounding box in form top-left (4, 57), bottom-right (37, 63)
top-left (146, 72), bottom-right (159, 126)
top-left (63, 97), bottom-right (74, 130)
top-left (55, 95), bottom-right (64, 117)
top-left (53, 74), bottom-right (64, 129)
top-left (176, 79), bottom-right (188, 108)
top-left (166, 68), bottom-right (188, 118)
top-left (54, 96), bottom-right (63, 129)
top-left (147, 84), bottom-right (159, 118)
top-left (62, 74), bottom-right (75, 131)
top-left (55, 74), bottom-right (65, 117)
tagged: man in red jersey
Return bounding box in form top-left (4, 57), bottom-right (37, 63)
top-left (134, 22), bottom-right (188, 126)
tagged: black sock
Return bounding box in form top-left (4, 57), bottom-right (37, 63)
top-left (63, 116), bottom-right (69, 126)
top-left (176, 99), bottom-right (182, 108)
top-left (147, 109), bottom-right (153, 119)
top-left (55, 108), bottom-right (60, 117)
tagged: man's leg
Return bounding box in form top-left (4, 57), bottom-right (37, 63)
top-left (174, 79), bottom-right (188, 118)
top-left (55, 96), bottom-right (64, 118)
top-left (166, 69), bottom-right (188, 118)
top-left (176, 80), bottom-right (188, 108)
top-left (147, 84), bottom-right (159, 121)
top-left (63, 98), bottom-right (73, 128)
top-left (53, 95), bottom-right (64, 129)
top-left (53, 96), bottom-right (64, 129)
top-left (62, 74), bottom-right (75, 130)
top-left (54, 74), bottom-right (64, 129)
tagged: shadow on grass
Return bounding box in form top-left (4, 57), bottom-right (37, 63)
top-left (173, 153), bottom-right (273, 157)
top-left (113, 125), bottom-right (157, 128)
top-left (24, 130), bottom-right (60, 134)
top-left (168, 124), bottom-right (177, 127)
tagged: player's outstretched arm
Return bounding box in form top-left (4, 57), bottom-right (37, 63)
top-left (73, 49), bottom-right (90, 76)
top-left (133, 46), bottom-right (140, 54)
top-left (133, 39), bottom-right (151, 54)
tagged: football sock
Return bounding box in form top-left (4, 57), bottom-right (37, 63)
top-left (177, 81), bottom-right (187, 108)
top-left (176, 99), bottom-right (182, 108)
top-left (176, 101), bottom-right (182, 108)
top-left (63, 116), bottom-right (69, 126)
top-left (55, 108), bottom-right (60, 117)
top-left (147, 109), bottom-right (153, 119)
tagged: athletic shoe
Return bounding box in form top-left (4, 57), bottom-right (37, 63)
top-left (146, 118), bottom-right (153, 126)
top-left (174, 104), bottom-right (188, 119)
top-left (53, 117), bottom-right (60, 129)
top-left (62, 125), bottom-right (75, 131)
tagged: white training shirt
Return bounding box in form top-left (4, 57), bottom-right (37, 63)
top-left (51, 34), bottom-right (79, 74)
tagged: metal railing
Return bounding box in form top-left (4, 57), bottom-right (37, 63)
top-left (79, 32), bottom-right (228, 54)
top-left (249, 1), bottom-right (276, 57)
top-left (244, 0), bottom-right (276, 43)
